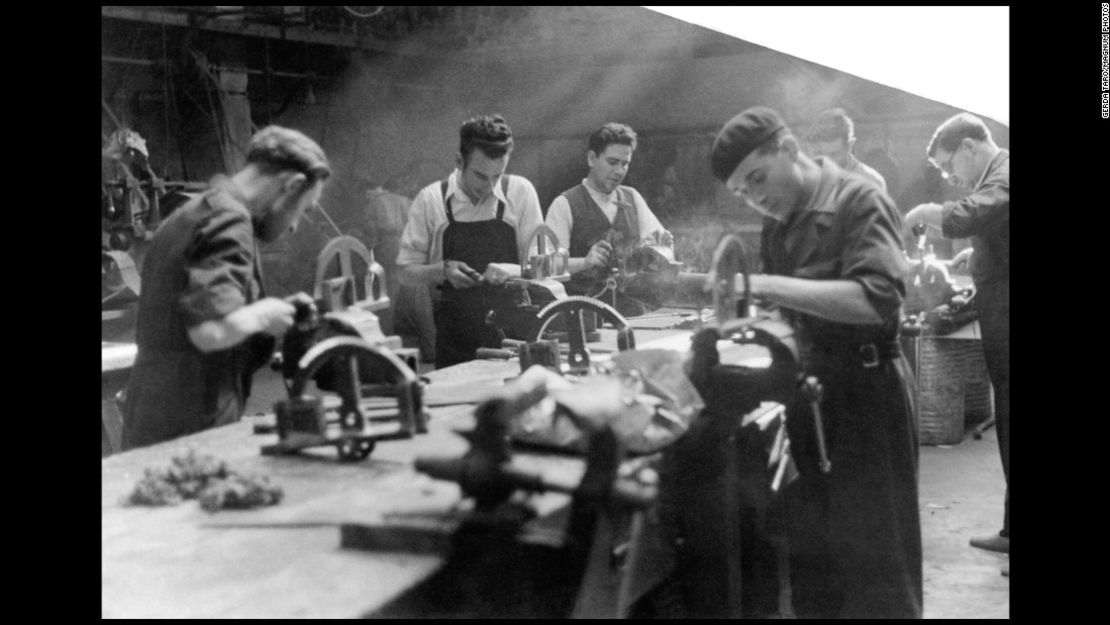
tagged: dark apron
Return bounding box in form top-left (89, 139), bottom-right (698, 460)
top-left (434, 179), bottom-right (519, 369)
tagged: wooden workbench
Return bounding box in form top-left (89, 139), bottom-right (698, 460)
top-left (102, 323), bottom-right (696, 618)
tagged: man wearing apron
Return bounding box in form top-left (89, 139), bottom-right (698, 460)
top-left (396, 115), bottom-right (544, 369)
top-left (545, 122), bottom-right (673, 317)
top-left (121, 126), bottom-right (329, 450)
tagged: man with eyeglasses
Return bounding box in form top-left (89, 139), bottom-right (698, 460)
top-left (905, 113), bottom-right (1010, 567)
top-left (710, 107), bottom-right (921, 618)
top-left (122, 126), bottom-right (329, 450)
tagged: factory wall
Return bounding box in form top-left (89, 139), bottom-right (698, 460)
top-left (103, 9), bottom-right (1008, 293)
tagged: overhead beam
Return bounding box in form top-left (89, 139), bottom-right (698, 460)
top-left (101, 6), bottom-right (435, 58)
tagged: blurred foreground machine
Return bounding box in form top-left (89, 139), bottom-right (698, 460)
top-left (258, 236), bottom-right (427, 461)
top-left (349, 235), bottom-right (806, 618)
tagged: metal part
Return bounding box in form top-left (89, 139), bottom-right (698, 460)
top-left (534, 296), bottom-right (635, 374)
top-left (408, 373), bottom-right (660, 617)
top-left (707, 234), bottom-right (755, 324)
top-left (800, 376), bottom-right (832, 474)
top-left (313, 235), bottom-right (390, 313)
top-left (262, 336), bottom-right (426, 461)
top-left (521, 224), bottom-right (570, 281)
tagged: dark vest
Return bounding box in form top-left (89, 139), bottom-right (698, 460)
top-left (562, 183), bottom-right (639, 295)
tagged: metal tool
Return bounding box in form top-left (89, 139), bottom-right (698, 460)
top-left (800, 376), bottom-right (832, 474)
top-left (261, 336), bottom-right (426, 461)
top-left (521, 224), bottom-right (571, 281)
top-left (399, 375), bottom-right (660, 618)
top-left (534, 296), bottom-right (635, 375)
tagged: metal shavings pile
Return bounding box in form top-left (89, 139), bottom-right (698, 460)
top-left (122, 449), bottom-right (283, 512)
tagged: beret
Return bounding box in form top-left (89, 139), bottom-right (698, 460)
top-left (710, 106), bottom-right (787, 182)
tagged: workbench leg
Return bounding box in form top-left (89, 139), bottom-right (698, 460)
top-left (101, 395), bottom-right (124, 456)
top-left (775, 539), bottom-right (796, 618)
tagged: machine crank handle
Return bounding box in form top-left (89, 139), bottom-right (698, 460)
top-left (800, 376), bottom-right (832, 474)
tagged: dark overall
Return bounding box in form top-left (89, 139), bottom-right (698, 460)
top-left (121, 181), bottom-right (273, 450)
top-left (561, 184), bottom-right (644, 316)
top-left (434, 178), bottom-right (519, 369)
top-left (763, 160), bottom-right (923, 618)
top-left (943, 150), bottom-right (1009, 540)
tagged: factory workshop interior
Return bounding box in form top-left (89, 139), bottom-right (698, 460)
top-left (101, 6), bottom-right (1010, 619)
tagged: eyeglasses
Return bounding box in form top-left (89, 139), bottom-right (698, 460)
top-left (936, 144), bottom-right (965, 180)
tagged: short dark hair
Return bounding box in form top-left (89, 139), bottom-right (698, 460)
top-left (459, 114), bottom-right (514, 164)
top-left (808, 108), bottom-right (854, 144)
top-left (927, 113), bottom-right (992, 158)
top-left (588, 122), bottom-right (638, 155)
top-left (246, 125), bottom-right (331, 184)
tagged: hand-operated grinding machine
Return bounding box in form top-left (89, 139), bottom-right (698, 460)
top-left (258, 236), bottom-right (427, 461)
top-left (344, 234), bottom-right (820, 618)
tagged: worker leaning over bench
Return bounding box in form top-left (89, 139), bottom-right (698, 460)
top-left (709, 107), bottom-right (922, 618)
top-left (121, 126), bottom-right (330, 450)
top-left (544, 122), bottom-right (673, 317)
top-left (904, 113), bottom-right (1010, 565)
top-left (396, 114), bottom-right (543, 369)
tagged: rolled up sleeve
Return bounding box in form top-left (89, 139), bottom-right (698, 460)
top-left (840, 190), bottom-right (909, 321)
top-left (512, 177), bottom-right (544, 259)
top-left (397, 188), bottom-right (437, 266)
top-left (178, 207), bottom-right (254, 326)
top-left (545, 195), bottom-right (573, 253)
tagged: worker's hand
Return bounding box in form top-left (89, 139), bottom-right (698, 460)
top-left (949, 247), bottom-right (974, 274)
top-left (585, 240), bottom-right (614, 268)
top-left (444, 259), bottom-right (481, 288)
top-left (251, 297), bottom-right (299, 337)
top-left (903, 203), bottom-right (945, 235)
top-left (283, 292), bottom-right (317, 327)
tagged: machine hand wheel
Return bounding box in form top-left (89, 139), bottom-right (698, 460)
top-left (534, 296), bottom-right (635, 373)
top-left (706, 234), bottom-right (754, 327)
top-left (314, 235), bottom-right (390, 311)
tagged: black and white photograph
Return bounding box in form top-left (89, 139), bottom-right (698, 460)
top-left (100, 6), bottom-right (1010, 618)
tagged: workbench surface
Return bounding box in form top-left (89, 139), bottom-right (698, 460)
top-left (102, 325), bottom-right (695, 618)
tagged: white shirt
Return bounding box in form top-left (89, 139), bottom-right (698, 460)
top-left (544, 179), bottom-right (669, 252)
top-left (396, 170), bottom-right (544, 266)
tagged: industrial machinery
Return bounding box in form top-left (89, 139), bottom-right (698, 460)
top-left (902, 224), bottom-right (978, 335)
top-left (259, 235), bottom-right (426, 460)
top-left (262, 335), bottom-right (426, 461)
top-left (658, 234), bottom-right (803, 618)
top-left (101, 128), bottom-right (207, 252)
top-left (367, 371), bottom-right (671, 618)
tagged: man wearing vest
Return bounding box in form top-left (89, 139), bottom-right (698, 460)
top-left (545, 123), bottom-right (673, 317)
top-left (396, 114), bottom-right (544, 369)
top-left (121, 126), bottom-right (329, 450)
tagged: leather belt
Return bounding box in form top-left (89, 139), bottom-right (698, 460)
top-left (809, 340), bottom-right (901, 369)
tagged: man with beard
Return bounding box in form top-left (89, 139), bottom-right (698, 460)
top-left (121, 126), bottom-right (329, 450)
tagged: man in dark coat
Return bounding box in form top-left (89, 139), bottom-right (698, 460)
top-left (121, 126), bottom-right (330, 450)
top-left (710, 106), bottom-right (922, 618)
top-left (905, 113), bottom-right (1009, 568)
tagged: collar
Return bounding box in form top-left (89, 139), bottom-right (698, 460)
top-left (447, 169), bottom-right (509, 205)
top-left (974, 148), bottom-right (1008, 191)
top-left (208, 174), bottom-right (248, 205)
top-left (583, 177), bottom-right (613, 201)
top-left (794, 157), bottom-right (840, 217)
